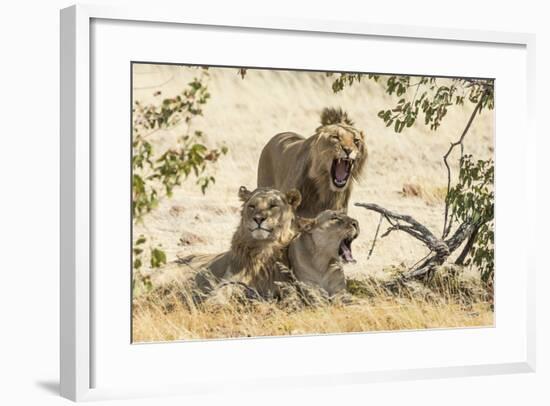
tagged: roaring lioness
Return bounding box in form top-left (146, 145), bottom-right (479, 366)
top-left (289, 210), bottom-right (359, 296)
top-left (194, 186), bottom-right (302, 297)
top-left (257, 108), bottom-right (367, 218)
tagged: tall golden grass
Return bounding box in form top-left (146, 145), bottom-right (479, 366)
top-left (132, 265), bottom-right (493, 342)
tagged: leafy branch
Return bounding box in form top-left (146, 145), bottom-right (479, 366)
top-left (447, 155), bottom-right (494, 284)
top-left (441, 89), bottom-right (491, 239)
top-left (328, 73), bottom-right (493, 133)
top-left (324, 72), bottom-right (380, 93)
top-left (132, 73), bottom-right (227, 221)
top-left (132, 71), bottom-right (227, 274)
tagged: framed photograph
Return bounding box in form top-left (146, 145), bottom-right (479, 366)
top-left (60, 4), bottom-right (536, 401)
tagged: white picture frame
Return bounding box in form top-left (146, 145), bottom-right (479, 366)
top-left (60, 3), bottom-right (537, 402)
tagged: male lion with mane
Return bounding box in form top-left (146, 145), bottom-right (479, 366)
top-left (191, 186), bottom-right (302, 298)
top-left (257, 107), bottom-right (367, 218)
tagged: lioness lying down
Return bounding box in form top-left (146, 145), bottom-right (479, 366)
top-left (290, 210), bottom-right (359, 296)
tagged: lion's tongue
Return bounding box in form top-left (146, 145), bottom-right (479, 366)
top-left (335, 160), bottom-right (349, 181)
top-left (340, 241), bottom-right (355, 263)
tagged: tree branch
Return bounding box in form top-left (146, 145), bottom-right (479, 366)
top-left (455, 222), bottom-right (481, 265)
top-left (355, 203), bottom-right (441, 249)
top-left (441, 89), bottom-right (490, 238)
top-left (355, 203), bottom-right (479, 280)
top-left (367, 214), bottom-right (383, 259)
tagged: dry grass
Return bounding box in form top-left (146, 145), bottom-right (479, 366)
top-left (132, 266), bottom-right (493, 342)
top-left (133, 301), bottom-right (492, 342)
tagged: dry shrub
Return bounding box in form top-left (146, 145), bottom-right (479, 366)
top-left (401, 182), bottom-right (447, 205)
top-left (347, 264), bottom-right (489, 305)
top-left (427, 265), bottom-right (489, 304)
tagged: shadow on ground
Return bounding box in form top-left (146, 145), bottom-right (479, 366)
top-left (35, 380), bottom-right (59, 395)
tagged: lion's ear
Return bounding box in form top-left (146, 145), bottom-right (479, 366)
top-left (286, 189), bottom-right (302, 209)
top-left (238, 186), bottom-right (253, 202)
top-left (296, 216), bottom-right (315, 232)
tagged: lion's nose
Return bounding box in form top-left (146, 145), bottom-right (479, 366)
top-left (253, 215), bottom-right (266, 226)
top-left (351, 219), bottom-right (359, 231)
top-left (343, 147), bottom-right (352, 157)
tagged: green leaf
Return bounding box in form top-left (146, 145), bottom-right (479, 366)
top-left (150, 247), bottom-right (167, 268)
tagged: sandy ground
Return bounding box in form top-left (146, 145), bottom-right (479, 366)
top-left (132, 63), bottom-right (494, 281)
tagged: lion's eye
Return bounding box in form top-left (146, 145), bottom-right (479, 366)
top-left (354, 138), bottom-right (361, 147)
top-left (269, 204), bottom-right (278, 209)
top-left (248, 205), bottom-right (255, 210)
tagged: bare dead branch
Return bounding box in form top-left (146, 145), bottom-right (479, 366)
top-left (355, 202), bottom-right (479, 280)
top-left (367, 214), bottom-right (383, 259)
top-left (355, 203), bottom-right (440, 249)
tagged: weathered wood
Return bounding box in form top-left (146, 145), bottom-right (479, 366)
top-left (455, 223), bottom-right (481, 265)
top-left (367, 213), bottom-right (383, 260)
top-left (355, 202), bottom-right (479, 280)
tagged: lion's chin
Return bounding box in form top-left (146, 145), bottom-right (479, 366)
top-left (250, 229), bottom-right (272, 240)
top-left (329, 181), bottom-right (350, 192)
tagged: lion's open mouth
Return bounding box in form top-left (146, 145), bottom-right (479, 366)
top-left (338, 237), bottom-right (356, 263)
top-left (331, 158), bottom-right (353, 188)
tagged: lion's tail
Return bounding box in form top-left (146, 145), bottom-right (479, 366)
top-left (320, 107), bottom-right (354, 126)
